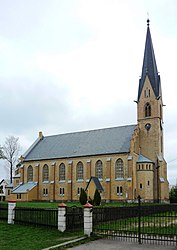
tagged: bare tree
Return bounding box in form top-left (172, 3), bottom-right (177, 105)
top-left (2, 136), bottom-right (21, 183)
top-left (0, 145), bottom-right (4, 159)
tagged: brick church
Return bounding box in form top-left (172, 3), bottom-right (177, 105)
top-left (6, 20), bottom-right (169, 202)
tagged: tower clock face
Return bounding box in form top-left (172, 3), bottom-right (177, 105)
top-left (145, 123), bottom-right (151, 131)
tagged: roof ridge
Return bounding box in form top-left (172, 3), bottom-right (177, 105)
top-left (45, 124), bottom-right (137, 138)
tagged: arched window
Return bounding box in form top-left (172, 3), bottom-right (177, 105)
top-left (59, 163), bottom-right (65, 181)
top-left (27, 165), bottom-right (33, 182)
top-left (145, 103), bottom-right (151, 117)
top-left (43, 164), bottom-right (49, 182)
top-left (76, 161), bottom-right (84, 180)
top-left (95, 160), bottom-right (103, 179)
top-left (115, 158), bottom-right (124, 179)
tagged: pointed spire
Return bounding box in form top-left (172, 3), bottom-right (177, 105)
top-left (137, 20), bottom-right (161, 101)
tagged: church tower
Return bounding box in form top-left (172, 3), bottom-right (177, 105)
top-left (136, 20), bottom-right (169, 202)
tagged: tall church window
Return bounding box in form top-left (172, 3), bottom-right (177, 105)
top-left (145, 103), bottom-right (151, 117)
top-left (95, 160), bottom-right (103, 179)
top-left (115, 158), bottom-right (124, 179)
top-left (43, 164), bottom-right (49, 182)
top-left (76, 161), bottom-right (84, 180)
top-left (27, 165), bottom-right (33, 182)
top-left (59, 163), bottom-right (65, 181)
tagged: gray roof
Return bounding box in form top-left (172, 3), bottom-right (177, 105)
top-left (85, 176), bottom-right (104, 191)
top-left (23, 125), bottom-right (136, 161)
top-left (137, 154), bottom-right (154, 163)
top-left (0, 179), bottom-right (10, 185)
top-left (138, 20), bottom-right (161, 101)
top-left (5, 183), bottom-right (13, 188)
top-left (12, 182), bottom-right (37, 194)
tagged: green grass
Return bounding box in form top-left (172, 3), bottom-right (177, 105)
top-left (0, 201), bottom-right (162, 209)
top-left (94, 212), bottom-right (177, 235)
top-left (0, 221), bottom-right (84, 250)
top-left (0, 201), bottom-right (82, 209)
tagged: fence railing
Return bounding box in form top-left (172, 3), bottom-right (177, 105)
top-left (14, 207), bottom-right (58, 228)
top-left (93, 199), bottom-right (177, 245)
top-left (1, 200), bottom-right (177, 245)
top-left (0, 203), bottom-right (8, 220)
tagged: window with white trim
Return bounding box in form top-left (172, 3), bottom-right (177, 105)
top-left (115, 158), bottom-right (124, 179)
top-left (95, 160), bottom-right (103, 179)
top-left (59, 163), bottom-right (65, 181)
top-left (117, 186), bottom-right (123, 196)
top-left (43, 188), bottom-right (48, 196)
top-left (59, 188), bottom-right (64, 196)
top-left (27, 165), bottom-right (33, 182)
top-left (43, 164), bottom-right (49, 182)
top-left (76, 161), bottom-right (84, 180)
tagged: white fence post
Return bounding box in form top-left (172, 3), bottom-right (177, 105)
top-left (84, 203), bottom-right (93, 237)
top-left (8, 200), bottom-right (16, 224)
top-left (58, 203), bottom-right (67, 232)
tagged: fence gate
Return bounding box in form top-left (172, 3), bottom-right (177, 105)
top-left (93, 200), bottom-right (177, 246)
top-left (66, 206), bottom-right (83, 231)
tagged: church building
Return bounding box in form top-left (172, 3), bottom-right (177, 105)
top-left (7, 20), bottom-right (169, 202)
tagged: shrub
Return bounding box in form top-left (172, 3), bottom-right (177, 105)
top-left (93, 189), bottom-right (101, 206)
top-left (79, 188), bottom-right (87, 205)
top-left (170, 185), bottom-right (177, 203)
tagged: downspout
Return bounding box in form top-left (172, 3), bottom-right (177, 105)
top-left (53, 163), bottom-right (56, 201)
top-left (71, 163), bottom-right (73, 201)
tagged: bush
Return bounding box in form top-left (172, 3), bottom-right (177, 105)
top-left (93, 189), bottom-right (101, 206)
top-left (170, 185), bottom-right (177, 203)
top-left (79, 188), bottom-right (87, 205)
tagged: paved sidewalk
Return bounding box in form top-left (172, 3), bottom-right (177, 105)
top-left (67, 238), bottom-right (177, 250)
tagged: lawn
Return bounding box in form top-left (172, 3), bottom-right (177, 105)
top-left (94, 211), bottom-right (177, 235)
top-left (0, 221), bottom-right (84, 250)
top-left (0, 200), bottom-right (140, 209)
top-left (0, 201), bottom-right (82, 209)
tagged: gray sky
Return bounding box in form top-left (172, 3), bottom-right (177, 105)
top-left (0, 0), bottom-right (177, 185)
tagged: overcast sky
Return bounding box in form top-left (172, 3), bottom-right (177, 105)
top-left (0, 0), bottom-right (177, 185)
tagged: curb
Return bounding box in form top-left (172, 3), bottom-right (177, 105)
top-left (42, 236), bottom-right (88, 250)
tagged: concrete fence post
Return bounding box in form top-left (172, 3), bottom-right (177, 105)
top-left (84, 203), bottom-right (93, 237)
top-left (8, 200), bottom-right (16, 224)
top-left (58, 203), bottom-right (67, 232)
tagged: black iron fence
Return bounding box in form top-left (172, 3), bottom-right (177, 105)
top-left (0, 203), bottom-right (8, 221)
top-left (0, 204), bottom-right (84, 231)
top-left (66, 206), bottom-right (84, 231)
top-left (93, 200), bottom-right (177, 245)
top-left (14, 207), bottom-right (58, 228)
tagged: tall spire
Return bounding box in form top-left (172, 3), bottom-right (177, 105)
top-left (137, 20), bottom-right (161, 101)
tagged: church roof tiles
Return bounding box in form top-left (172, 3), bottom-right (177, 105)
top-left (23, 124), bottom-right (136, 161)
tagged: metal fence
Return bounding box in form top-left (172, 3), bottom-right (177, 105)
top-left (0, 203), bottom-right (8, 221)
top-left (14, 207), bottom-right (58, 228)
top-left (93, 201), bottom-right (177, 246)
top-left (66, 206), bottom-right (84, 231)
top-left (0, 204), bottom-right (84, 231)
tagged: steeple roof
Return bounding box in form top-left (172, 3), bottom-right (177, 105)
top-left (138, 20), bottom-right (161, 101)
